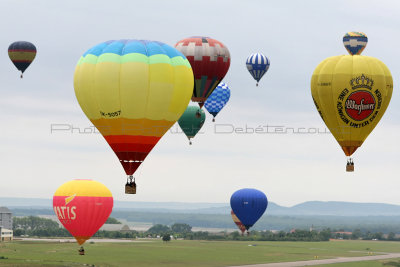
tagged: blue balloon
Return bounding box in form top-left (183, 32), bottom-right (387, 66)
top-left (246, 53), bottom-right (270, 86)
top-left (342, 32), bottom-right (368, 56)
top-left (230, 188), bottom-right (268, 230)
top-left (204, 82), bottom-right (231, 122)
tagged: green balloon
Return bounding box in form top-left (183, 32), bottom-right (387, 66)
top-left (178, 106), bottom-right (206, 144)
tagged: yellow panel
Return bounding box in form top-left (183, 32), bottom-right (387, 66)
top-left (331, 56), bottom-right (353, 143)
top-left (120, 62), bottom-right (149, 119)
top-left (94, 61), bottom-right (122, 116)
top-left (54, 180), bottom-right (112, 197)
top-left (315, 56), bottom-right (344, 141)
top-left (74, 64), bottom-right (101, 120)
top-left (146, 64), bottom-right (174, 120)
top-left (169, 65), bottom-right (195, 119)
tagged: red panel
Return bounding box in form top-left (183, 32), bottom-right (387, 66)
top-left (8, 49), bottom-right (36, 53)
top-left (114, 151), bottom-right (149, 175)
top-left (104, 135), bottom-right (160, 145)
top-left (119, 161), bottom-right (142, 175)
top-left (108, 143), bottom-right (155, 153)
top-left (53, 196), bottom-right (113, 245)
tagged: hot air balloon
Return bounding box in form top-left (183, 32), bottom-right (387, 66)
top-left (74, 40), bottom-right (193, 193)
top-left (8, 41), bottom-right (36, 78)
top-left (178, 106), bottom-right (205, 145)
top-left (204, 82), bottom-right (231, 122)
top-left (231, 210), bottom-right (246, 236)
top-left (246, 53), bottom-right (270, 86)
top-left (230, 188), bottom-right (268, 232)
top-left (175, 37), bottom-right (230, 107)
top-left (53, 179), bottom-right (113, 254)
top-left (343, 32), bottom-right (368, 56)
top-left (311, 35), bottom-right (392, 171)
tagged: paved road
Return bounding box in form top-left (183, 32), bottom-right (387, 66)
top-left (229, 253), bottom-right (400, 267)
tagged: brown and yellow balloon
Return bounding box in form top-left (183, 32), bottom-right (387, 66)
top-left (311, 32), bottom-right (393, 171)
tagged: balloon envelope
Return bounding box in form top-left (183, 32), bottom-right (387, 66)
top-left (74, 40), bottom-right (193, 176)
top-left (246, 53), bottom-right (270, 84)
top-left (343, 32), bottom-right (368, 55)
top-left (178, 106), bottom-right (205, 141)
top-left (230, 188), bottom-right (268, 230)
top-left (311, 55), bottom-right (393, 156)
top-left (53, 179), bottom-right (113, 245)
top-left (204, 82), bottom-right (231, 120)
top-left (175, 37), bottom-right (230, 106)
top-left (8, 41), bottom-right (36, 76)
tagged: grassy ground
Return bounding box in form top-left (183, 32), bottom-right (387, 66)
top-left (0, 239), bottom-right (399, 266)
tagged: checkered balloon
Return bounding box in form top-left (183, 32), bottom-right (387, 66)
top-left (204, 82), bottom-right (231, 120)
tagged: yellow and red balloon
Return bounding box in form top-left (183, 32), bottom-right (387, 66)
top-left (74, 40), bottom-right (193, 179)
top-left (53, 179), bottom-right (113, 245)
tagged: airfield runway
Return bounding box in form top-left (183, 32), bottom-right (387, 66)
top-left (231, 252), bottom-right (400, 266)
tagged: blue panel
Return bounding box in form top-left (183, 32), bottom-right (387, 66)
top-left (122, 40), bottom-right (147, 55)
top-left (83, 42), bottom-right (109, 57)
top-left (101, 41), bottom-right (125, 55)
top-left (82, 40), bottom-right (180, 58)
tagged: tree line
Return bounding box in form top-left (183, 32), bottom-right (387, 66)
top-left (12, 216), bottom-right (400, 242)
top-left (11, 209), bottom-right (400, 234)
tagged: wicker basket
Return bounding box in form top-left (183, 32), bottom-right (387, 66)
top-left (346, 165), bottom-right (354, 172)
top-left (125, 184), bottom-right (137, 194)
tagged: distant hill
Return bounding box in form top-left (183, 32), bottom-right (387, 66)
top-left (2, 197), bottom-right (400, 216)
top-left (281, 201), bottom-right (400, 216)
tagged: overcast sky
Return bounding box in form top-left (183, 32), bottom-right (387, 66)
top-left (1, 0), bottom-right (400, 206)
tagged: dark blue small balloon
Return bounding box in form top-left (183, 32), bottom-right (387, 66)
top-left (230, 188), bottom-right (268, 230)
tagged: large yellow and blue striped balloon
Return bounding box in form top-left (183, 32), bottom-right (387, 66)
top-left (74, 40), bottom-right (193, 177)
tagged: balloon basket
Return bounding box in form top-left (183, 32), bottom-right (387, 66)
top-left (346, 165), bottom-right (354, 172)
top-left (125, 184), bottom-right (137, 194)
top-left (346, 159), bottom-right (354, 172)
top-left (212, 118), bottom-right (215, 122)
top-left (125, 176), bottom-right (137, 194)
top-left (79, 247), bottom-right (85, 255)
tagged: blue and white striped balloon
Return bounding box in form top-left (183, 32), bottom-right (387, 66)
top-left (204, 82), bottom-right (231, 122)
top-left (246, 53), bottom-right (270, 86)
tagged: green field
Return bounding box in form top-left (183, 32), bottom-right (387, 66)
top-left (0, 239), bottom-right (399, 267)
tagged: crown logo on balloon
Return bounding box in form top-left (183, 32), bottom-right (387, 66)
top-left (350, 74), bottom-right (374, 90)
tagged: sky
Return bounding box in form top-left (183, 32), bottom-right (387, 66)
top-left (1, 0), bottom-right (400, 206)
